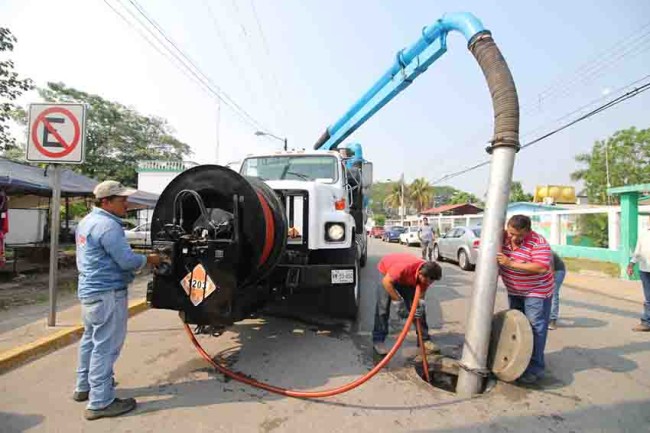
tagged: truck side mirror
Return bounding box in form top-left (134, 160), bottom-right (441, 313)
top-left (362, 162), bottom-right (373, 186)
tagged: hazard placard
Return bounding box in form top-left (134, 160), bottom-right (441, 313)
top-left (26, 103), bottom-right (86, 164)
top-left (181, 263), bottom-right (219, 306)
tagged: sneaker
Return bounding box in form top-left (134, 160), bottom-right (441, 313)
top-left (73, 378), bottom-right (117, 402)
top-left (548, 320), bottom-right (557, 330)
top-left (373, 342), bottom-right (389, 356)
top-left (84, 398), bottom-right (136, 421)
top-left (417, 340), bottom-right (441, 354)
top-left (632, 323), bottom-right (650, 332)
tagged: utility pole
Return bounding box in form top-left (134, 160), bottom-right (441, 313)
top-left (605, 141), bottom-right (611, 205)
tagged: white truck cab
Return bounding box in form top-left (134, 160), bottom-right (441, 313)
top-left (239, 149), bottom-right (371, 317)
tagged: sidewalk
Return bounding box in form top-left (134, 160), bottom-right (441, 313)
top-left (0, 275), bottom-right (150, 374)
top-left (563, 272), bottom-right (643, 304)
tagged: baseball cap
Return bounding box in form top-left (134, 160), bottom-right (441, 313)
top-left (93, 180), bottom-right (136, 199)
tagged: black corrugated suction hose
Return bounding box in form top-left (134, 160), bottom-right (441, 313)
top-left (469, 31), bottom-right (520, 152)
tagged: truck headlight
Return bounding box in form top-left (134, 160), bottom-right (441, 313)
top-left (325, 223), bottom-right (345, 242)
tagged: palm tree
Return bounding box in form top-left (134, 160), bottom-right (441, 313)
top-left (409, 177), bottom-right (433, 213)
top-left (383, 181), bottom-right (408, 211)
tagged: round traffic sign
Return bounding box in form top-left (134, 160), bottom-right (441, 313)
top-left (30, 107), bottom-right (81, 158)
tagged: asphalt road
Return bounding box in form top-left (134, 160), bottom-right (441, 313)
top-left (1, 238), bottom-right (649, 432)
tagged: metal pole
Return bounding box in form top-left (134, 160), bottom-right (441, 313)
top-left (456, 145), bottom-right (516, 396)
top-left (284, 138), bottom-right (287, 151)
top-left (48, 165), bottom-right (62, 327)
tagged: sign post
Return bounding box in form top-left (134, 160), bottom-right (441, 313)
top-left (26, 103), bottom-right (86, 327)
top-left (48, 166), bottom-right (61, 326)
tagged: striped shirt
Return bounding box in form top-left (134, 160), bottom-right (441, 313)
top-left (500, 231), bottom-right (554, 298)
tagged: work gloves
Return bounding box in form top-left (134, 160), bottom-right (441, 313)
top-left (390, 298), bottom-right (409, 319)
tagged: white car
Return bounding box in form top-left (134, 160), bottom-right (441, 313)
top-left (124, 223), bottom-right (151, 246)
top-left (399, 226), bottom-right (421, 246)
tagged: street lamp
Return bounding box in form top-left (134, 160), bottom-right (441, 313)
top-left (255, 131), bottom-right (287, 151)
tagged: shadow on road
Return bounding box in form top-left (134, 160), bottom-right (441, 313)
top-left (0, 412), bottom-right (44, 433)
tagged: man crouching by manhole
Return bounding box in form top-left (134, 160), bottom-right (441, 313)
top-left (372, 253), bottom-right (442, 356)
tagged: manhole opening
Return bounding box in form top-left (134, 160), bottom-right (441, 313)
top-left (414, 364), bottom-right (457, 393)
top-left (414, 363), bottom-right (497, 394)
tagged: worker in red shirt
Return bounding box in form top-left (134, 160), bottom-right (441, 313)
top-left (372, 253), bottom-right (442, 355)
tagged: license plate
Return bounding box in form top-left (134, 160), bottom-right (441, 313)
top-left (331, 269), bottom-right (354, 284)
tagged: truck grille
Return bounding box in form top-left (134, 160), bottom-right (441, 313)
top-left (276, 190), bottom-right (309, 247)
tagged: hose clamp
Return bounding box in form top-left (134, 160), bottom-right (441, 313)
top-left (485, 138), bottom-right (520, 154)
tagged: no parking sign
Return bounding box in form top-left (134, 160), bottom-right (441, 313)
top-left (26, 103), bottom-right (86, 164)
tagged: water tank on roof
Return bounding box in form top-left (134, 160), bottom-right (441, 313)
top-left (533, 185), bottom-right (576, 204)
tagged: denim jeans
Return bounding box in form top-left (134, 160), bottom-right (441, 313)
top-left (550, 270), bottom-right (566, 321)
top-left (75, 289), bottom-right (128, 410)
top-left (421, 241), bottom-right (433, 261)
top-left (372, 283), bottom-right (429, 343)
top-left (508, 295), bottom-right (551, 378)
top-left (640, 271), bottom-right (650, 326)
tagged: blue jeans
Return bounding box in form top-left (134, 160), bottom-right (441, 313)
top-left (508, 295), bottom-right (551, 378)
top-left (75, 289), bottom-right (128, 410)
top-left (550, 270), bottom-right (566, 321)
top-left (640, 271), bottom-right (650, 326)
top-left (372, 283), bottom-right (429, 343)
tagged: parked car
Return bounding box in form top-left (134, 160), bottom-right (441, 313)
top-left (433, 226), bottom-right (481, 271)
top-left (399, 226), bottom-right (421, 246)
top-left (370, 226), bottom-right (385, 238)
top-left (124, 222), bottom-right (151, 246)
top-left (382, 226), bottom-right (406, 243)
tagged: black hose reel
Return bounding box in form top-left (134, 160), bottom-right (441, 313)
top-left (146, 165), bottom-right (287, 327)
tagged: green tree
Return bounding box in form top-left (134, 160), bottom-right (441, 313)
top-left (374, 214), bottom-right (386, 226)
top-left (571, 127), bottom-right (650, 204)
top-left (0, 28), bottom-right (33, 152)
top-left (409, 177), bottom-right (433, 212)
top-left (383, 182), bottom-right (409, 211)
top-left (449, 190), bottom-right (481, 205)
top-left (509, 181), bottom-right (533, 202)
top-left (34, 82), bottom-right (192, 186)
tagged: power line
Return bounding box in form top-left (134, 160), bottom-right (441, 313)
top-left (106, 0), bottom-right (268, 132)
top-left (126, 0), bottom-right (266, 131)
top-left (432, 79), bottom-right (650, 185)
top-left (249, 0), bottom-right (287, 126)
top-left (521, 20), bottom-right (650, 115)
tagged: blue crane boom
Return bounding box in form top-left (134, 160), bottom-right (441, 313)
top-left (313, 12), bottom-right (486, 151)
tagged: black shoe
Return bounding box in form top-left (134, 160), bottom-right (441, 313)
top-left (73, 390), bottom-right (89, 402)
top-left (73, 378), bottom-right (117, 403)
top-left (84, 398), bottom-right (136, 420)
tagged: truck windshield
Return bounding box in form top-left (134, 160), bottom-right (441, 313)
top-left (241, 156), bottom-right (339, 183)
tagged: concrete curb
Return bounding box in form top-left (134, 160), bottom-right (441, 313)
top-left (0, 299), bottom-right (149, 375)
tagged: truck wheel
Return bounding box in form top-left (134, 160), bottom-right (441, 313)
top-left (360, 248), bottom-right (367, 268)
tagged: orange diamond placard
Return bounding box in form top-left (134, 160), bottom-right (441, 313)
top-left (181, 264), bottom-right (218, 306)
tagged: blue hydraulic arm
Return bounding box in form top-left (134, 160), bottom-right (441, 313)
top-left (313, 12), bottom-right (487, 151)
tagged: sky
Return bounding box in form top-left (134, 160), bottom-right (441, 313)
top-left (3, 0), bottom-right (650, 197)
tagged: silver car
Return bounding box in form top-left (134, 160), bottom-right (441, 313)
top-left (433, 226), bottom-right (481, 271)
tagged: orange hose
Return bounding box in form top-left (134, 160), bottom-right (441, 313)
top-left (183, 286), bottom-right (422, 398)
top-left (415, 317), bottom-right (430, 383)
